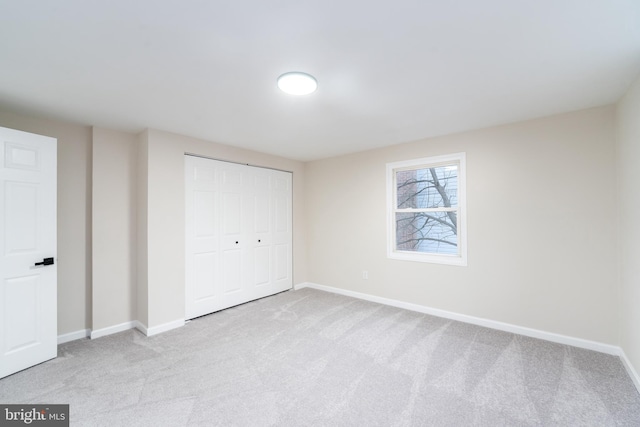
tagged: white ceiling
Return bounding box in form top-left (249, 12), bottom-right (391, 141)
top-left (1, 1), bottom-right (639, 161)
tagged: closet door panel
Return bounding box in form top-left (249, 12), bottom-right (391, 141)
top-left (247, 168), bottom-right (272, 291)
top-left (221, 192), bottom-right (242, 235)
top-left (274, 244), bottom-right (288, 281)
top-left (271, 171), bottom-right (292, 291)
top-left (222, 249), bottom-right (242, 294)
top-left (194, 252), bottom-right (218, 300)
top-left (219, 163), bottom-right (245, 301)
top-left (186, 157), bottom-right (222, 318)
top-left (254, 193), bottom-right (270, 234)
top-left (253, 246), bottom-right (271, 287)
top-left (251, 190), bottom-right (272, 290)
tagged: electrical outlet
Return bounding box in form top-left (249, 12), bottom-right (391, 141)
top-left (362, 270), bottom-right (368, 280)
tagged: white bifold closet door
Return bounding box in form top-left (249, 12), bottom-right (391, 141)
top-left (185, 155), bottom-right (292, 320)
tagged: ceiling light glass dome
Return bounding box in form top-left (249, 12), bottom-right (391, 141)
top-left (277, 72), bottom-right (317, 95)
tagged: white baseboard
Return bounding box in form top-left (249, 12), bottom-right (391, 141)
top-left (620, 349), bottom-right (640, 392)
top-left (145, 319), bottom-right (185, 337)
top-left (90, 321), bottom-right (138, 340)
top-left (57, 329), bottom-right (90, 344)
top-left (89, 319), bottom-right (185, 339)
top-left (86, 318), bottom-right (186, 340)
top-left (134, 321), bottom-right (148, 336)
top-left (294, 282), bottom-right (620, 355)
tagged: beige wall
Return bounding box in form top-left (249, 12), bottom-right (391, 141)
top-left (0, 109), bottom-right (92, 335)
top-left (305, 106), bottom-right (619, 344)
top-left (92, 127), bottom-right (138, 330)
top-left (143, 129), bottom-right (307, 328)
top-left (616, 75), bottom-right (640, 376)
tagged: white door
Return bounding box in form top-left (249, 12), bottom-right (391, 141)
top-left (245, 165), bottom-right (292, 299)
top-left (185, 155), bottom-right (292, 319)
top-left (0, 126), bottom-right (57, 379)
top-left (269, 169), bottom-right (293, 293)
top-left (218, 161), bottom-right (246, 308)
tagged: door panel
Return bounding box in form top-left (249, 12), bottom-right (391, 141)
top-left (274, 175), bottom-right (288, 192)
top-left (253, 246), bottom-right (271, 286)
top-left (274, 244), bottom-right (289, 281)
top-left (254, 193), bottom-right (270, 234)
top-left (194, 191), bottom-right (216, 237)
top-left (0, 127), bottom-right (57, 379)
top-left (194, 164), bottom-right (215, 183)
top-left (221, 169), bottom-right (242, 188)
top-left (5, 182), bottom-right (39, 254)
top-left (4, 142), bottom-right (40, 170)
top-left (274, 194), bottom-right (288, 233)
top-left (222, 193), bottom-right (241, 235)
top-left (271, 171), bottom-right (292, 292)
top-left (194, 252), bottom-right (218, 301)
top-left (4, 276), bottom-right (40, 353)
top-left (222, 249), bottom-right (242, 294)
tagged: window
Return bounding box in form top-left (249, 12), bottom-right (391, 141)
top-left (386, 152), bottom-right (467, 265)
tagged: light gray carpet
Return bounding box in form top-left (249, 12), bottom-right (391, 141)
top-left (1, 288), bottom-right (639, 426)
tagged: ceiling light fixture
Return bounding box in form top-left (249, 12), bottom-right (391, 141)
top-left (277, 72), bottom-right (317, 95)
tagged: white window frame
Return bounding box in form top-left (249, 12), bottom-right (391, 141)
top-left (386, 152), bottom-right (467, 266)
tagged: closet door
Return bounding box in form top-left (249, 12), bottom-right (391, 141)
top-left (217, 160), bottom-right (248, 309)
top-left (185, 156), bottom-right (220, 319)
top-left (185, 155), bottom-right (292, 320)
top-left (246, 166), bottom-right (292, 299)
top-left (270, 170), bottom-right (292, 293)
top-left (247, 166), bottom-right (273, 294)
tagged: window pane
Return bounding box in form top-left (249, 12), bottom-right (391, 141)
top-left (396, 211), bottom-right (458, 255)
top-left (396, 165), bottom-right (458, 209)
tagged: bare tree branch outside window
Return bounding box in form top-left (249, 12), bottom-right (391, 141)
top-left (395, 165), bottom-right (458, 255)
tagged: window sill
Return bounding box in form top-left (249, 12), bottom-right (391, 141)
top-left (388, 250), bottom-right (467, 266)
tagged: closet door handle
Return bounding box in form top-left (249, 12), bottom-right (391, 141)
top-left (235, 241), bottom-right (239, 244)
top-left (258, 239), bottom-right (261, 243)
